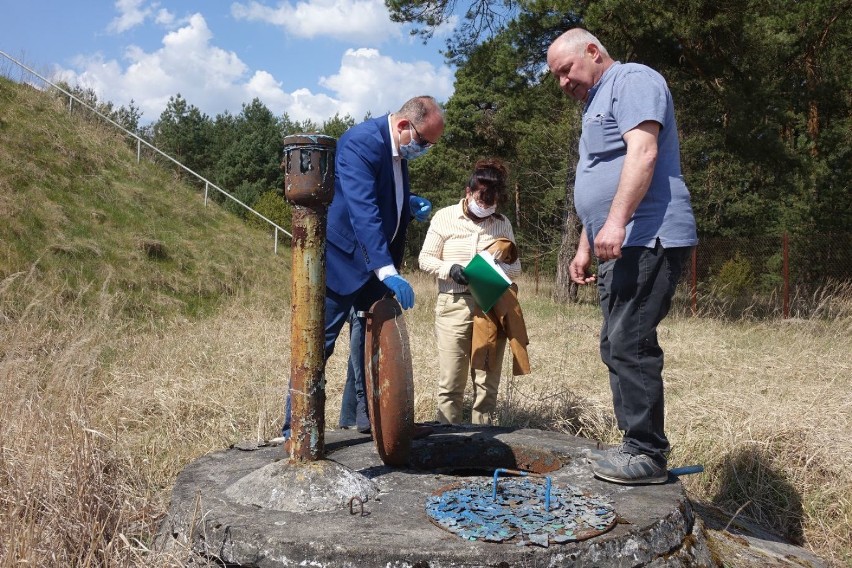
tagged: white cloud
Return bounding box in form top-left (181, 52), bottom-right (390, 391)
top-left (242, 48), bottom-right (454, 123)
top-left (56, 13), bottom-right (454, 125)
top-left (65, 14), bottom-right (246, 121)
top-left (154, 8), bottom-right (176, 27)
top-left (431, 14), bottom-right (460, 39)
top-left (231, 0), bottom-right (400, 44)
top-left (108, 0), bottom-right (175, 33)
top-left (319, 48), bottom-right (454, 119)
top-left (108, 0), bottom-right (151, 33)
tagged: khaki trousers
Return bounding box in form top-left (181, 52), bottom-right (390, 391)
top-left (434, 292), bottom-right (506, 424)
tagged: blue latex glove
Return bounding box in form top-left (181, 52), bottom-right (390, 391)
top-left (409, 195), bottom-right (432, 222)
top-left (383, 275), bottom-right (415, 310)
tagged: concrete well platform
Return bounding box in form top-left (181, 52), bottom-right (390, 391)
top-left (156, 425), bottom-right (713, 567)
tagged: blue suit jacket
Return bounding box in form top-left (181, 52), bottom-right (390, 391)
top-left (326, 115), bottom-right (410, 296)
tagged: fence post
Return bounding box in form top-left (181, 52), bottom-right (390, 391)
top-left (783, 232), bottom-right (790, 319)
top-left (137, 139), bottom-right (141, 163)
top-left (534, 255), bottom-right (540, 295)
top-left (691, 246), bottom-right (697, 316)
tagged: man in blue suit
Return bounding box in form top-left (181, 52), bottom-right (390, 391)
top-left (283, 95), bottom-right (444, 439)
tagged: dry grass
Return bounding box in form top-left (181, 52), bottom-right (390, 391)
top-left (2, 269), bottom-right (850, 567)
top-left (2, 74), bottom-right (850, 567)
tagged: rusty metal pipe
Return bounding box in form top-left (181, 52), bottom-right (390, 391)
top-left (282, 134), bottom-right (336, 461)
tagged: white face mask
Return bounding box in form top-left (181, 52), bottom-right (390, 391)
top-left (467, 198), bottom-right (496, 218)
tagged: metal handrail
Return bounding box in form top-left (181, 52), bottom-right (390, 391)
top-left (0, 49), bottom-right (292, 253)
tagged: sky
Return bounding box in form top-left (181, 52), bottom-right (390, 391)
top-left (0, 0), bottom-right (458, 125)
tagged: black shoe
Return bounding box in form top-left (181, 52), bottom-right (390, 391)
top-left (356, 416), bottom-right (371, 434)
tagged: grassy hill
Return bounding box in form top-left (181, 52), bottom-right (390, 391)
top-left (0, 76), bottom-right (290, 321)
top-left (1, 76), bottom-right (850, 567)
top-left (0, 76), bottom-right (293, 566)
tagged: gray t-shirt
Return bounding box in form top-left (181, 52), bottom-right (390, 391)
top-left (574, 62), bottom-right (697, 249)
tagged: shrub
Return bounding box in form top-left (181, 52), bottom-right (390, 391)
top-left (250, 190), bottom-right (291, 232)
top-left (712, 251), bottom-right (755, 299)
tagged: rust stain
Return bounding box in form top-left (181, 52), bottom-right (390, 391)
top-left (364, 298), bottom-right (415, 467)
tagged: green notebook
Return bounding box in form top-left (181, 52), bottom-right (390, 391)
top-left (464, 251), bottom-right (511, 312)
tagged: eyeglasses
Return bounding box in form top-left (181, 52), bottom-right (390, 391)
top-left (410, 123), bottom-right (436, 147)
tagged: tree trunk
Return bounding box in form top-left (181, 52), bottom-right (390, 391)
top-left (552, 175), bottom-right (580, 304)
top-left (551, 105), bottom-right (583, 304)
top-left (552, 116), bottom-right (582, 304)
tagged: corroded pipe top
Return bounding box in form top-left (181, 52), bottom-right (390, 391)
top-left (281, 133), bottom-right (336, 206)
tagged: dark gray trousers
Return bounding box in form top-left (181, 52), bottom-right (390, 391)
top-left (597, 240), bottom-right (690, 465)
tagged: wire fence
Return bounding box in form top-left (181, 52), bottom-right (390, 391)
top-left (679, 232), bottom-right (852, 319)
top-left (523, 232), bottom-right (852, 320)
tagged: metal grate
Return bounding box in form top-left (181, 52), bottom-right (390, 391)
top-left (425, 469), bottom-right (616, 547)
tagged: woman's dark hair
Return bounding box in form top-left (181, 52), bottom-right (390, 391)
top-left (467, 158), bottom-right (509, 207)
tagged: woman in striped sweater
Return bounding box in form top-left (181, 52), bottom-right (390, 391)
top-left (418, 158), bottom-right (522, 425)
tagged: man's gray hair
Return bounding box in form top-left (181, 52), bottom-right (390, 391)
top-left (397, 96), bottom-right (443, 124)
top-left (554, 28), bottom-right (610, 57)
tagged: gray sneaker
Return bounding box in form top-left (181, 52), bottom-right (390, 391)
top-left (581, 442), bottom-right (626, 462)
top-left (592, 450), bottom-right (669, 485)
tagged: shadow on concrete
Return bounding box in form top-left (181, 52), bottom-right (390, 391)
top-left (710, 445), bottom-right (804, 545)
top-left (410, 425), bottom-right (567, 477)
top-left (324, 432), bottom-right (375, 454)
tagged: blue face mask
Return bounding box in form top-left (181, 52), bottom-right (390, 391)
top-left (399, 126), bottom-right (432, 160)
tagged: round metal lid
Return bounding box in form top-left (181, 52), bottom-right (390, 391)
top-left (425, 469), bottom-right (617, 547)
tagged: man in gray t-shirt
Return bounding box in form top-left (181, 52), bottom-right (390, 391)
top-left (548, 28), bottom-right (697, 485)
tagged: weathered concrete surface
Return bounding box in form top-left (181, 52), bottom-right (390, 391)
top-left (224, 459), bottom-right (381, 513)
top-left (156, 426), bottom-right (723, 567)
top-left (691, 503), bottom-right (826, 568)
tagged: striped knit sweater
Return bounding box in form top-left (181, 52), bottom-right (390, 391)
top-left (418, 200), bottom-right (522, 294)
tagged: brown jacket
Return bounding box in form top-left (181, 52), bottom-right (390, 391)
top-left (470, 239), bottom-right (531, 376)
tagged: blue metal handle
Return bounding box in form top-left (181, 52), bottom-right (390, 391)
top-left (491, 468), bottom-right (552, 511)
top-left (669, 465), bottom-right (704, 476)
